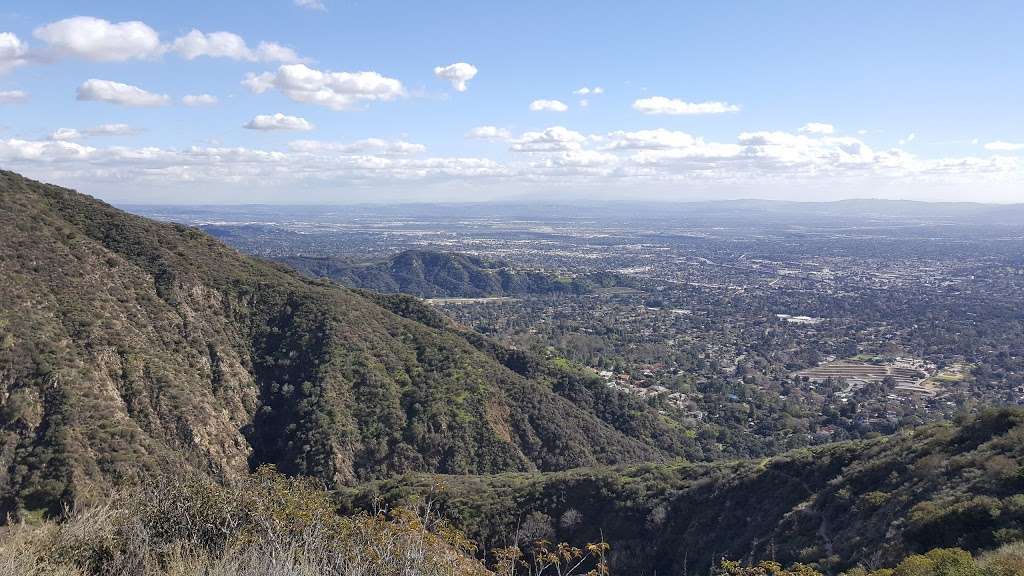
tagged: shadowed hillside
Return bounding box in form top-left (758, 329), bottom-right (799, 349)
top-left (341, 408), bottom-right (1024, 574)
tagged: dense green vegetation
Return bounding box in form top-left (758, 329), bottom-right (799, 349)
top-left (279, 250), bottom-right (632, 298)
top-left (339, 409), bottom-right (1024, 574)
top-left (0, 170), bottom-right (690, 519)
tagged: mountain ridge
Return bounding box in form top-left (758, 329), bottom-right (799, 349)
top-left (278, 250), bottom-right (632, 298)
top-left (0, 169), bottom-right (691, 518)
top-left (340, 408), bottom-right (1024, 573)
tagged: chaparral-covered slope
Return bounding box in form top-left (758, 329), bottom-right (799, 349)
top-left (0, 170), bottom-right (692, 518)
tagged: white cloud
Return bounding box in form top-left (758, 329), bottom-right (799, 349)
top-left (574, 86), bottom-right (603, 108)
top-left (49, 124), bottom-right (142, 140)
top-left (254, 42), bottom-right (303, 63)
top-left (466, 126), bottom-right (512, 141)
top-left (0, 89), bottom-right (28, 103)
top-left (801, 122), bottom-right (835, 135)
top-left (604, 129), bottom-right (699, 150)
top-left (289, 138), bottom-right (424, 155)
top-left (243, 64), bottom-right (405, 110)
top-left (170, 30), bottom-right (302, 63)
top-left (0, 138), bottom-right (507, 196)
top-left (182, 93), bottom-right (219, 107)
top-left (244, 113), bottom-right (314, 131)
top-left (33, 16), bottom-right (161, 61)
top-left (736, 131), bottom-right (876, 165)
top-left (2, 127), bottom-right (1022, 202)
top-left (511, 126), bottom-right (586, 152)
top-left (433, 62), bottom-right (477, 92)
top-left (294, 0), bottom-right (327, 10)
top-left (171, 30), bottom-right (247, 60)
top-left (49, 128), bottom-right (82, 141)
top-left (4, 117), bottom-right (1021, 202)
top-left (899, 132), bottom-right (916, 145)
top-left (529, 99), bottom-right (568, 112)
top-left (76, 79), bottom-right (170, 107)
top-left (0, 33), bottom-right (29, 73)
top-left (88, 123), bottom-right (141, 136)
top-left (984, 141), bottom-right (1024, 152)
top-left (632, 96), bottom-right (740, 115)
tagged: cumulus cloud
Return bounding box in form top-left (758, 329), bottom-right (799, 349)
top-left (76, 79), bottom-right (170, 107)
top-left (182, 93), bottom-right (219, 107)
top-left (244, 113), bottom-right (314, 131)
top-left (0, 89), bottom-right (28, 103)
top-left (510, 126), bottom-right (586, 152)
top-left (984, 141), bottom-right (1024, 152)
top-left (737, 131), bottom-right (876, 165)
top-left (529, 99), bottom-right (568, 112)
top-left (294, 0), bottom-right (327, 10)
top-left (288, 138), bottom-right (424, 156)
top-left (433, 62), bottom-right (477, 92)
top-left (0, 33), bottom-right (29, 73)
top-left (3, 120), bottom-right (1020, 202)
top-left (170, 30), bottom-right (302, 63)
top-left (801, 122), bottom-right (835, 135)
top-left (243, 64), bottom-right (405, 110)
top-left (604, 129), bottom-right (700, 150)
top-left (632, 96), bottom-right (740, 115)
top-left (466, 126), bottom-right (512, 141)
top-left (0, 138), bottom-right (507, 196)
top-left (33, 16), bottom-right (161, 61)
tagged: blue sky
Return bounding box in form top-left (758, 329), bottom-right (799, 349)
top-left (1, 1), bottom-right (1023, 203)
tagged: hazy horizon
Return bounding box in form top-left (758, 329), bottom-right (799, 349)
top-left (115, 195), bottom-right (1024, 208)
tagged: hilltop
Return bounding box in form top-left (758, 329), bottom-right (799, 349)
top-left (278, 250), bottom-right (632, 298)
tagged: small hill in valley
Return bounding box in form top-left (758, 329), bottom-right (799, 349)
top-left (278, 250), bottom-right (633, 298)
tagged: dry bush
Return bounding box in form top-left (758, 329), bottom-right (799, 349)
top-left (0, 467), bottom-right (490, 576)
top-left (977, 540), bottom-right (1024, 576)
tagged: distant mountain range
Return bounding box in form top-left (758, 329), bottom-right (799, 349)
top-left (277, 250), bottom-right (635, 298)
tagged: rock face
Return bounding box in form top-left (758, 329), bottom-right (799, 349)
top-left (0, 170), bottom-right (687, 517)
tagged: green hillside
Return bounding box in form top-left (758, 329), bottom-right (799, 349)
top-left (0, 170), bottom-right (689, 518)
top-left (341, 408), bottom-right (1024, 574)
top-left (278, 251), bottom-right (631, 298)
